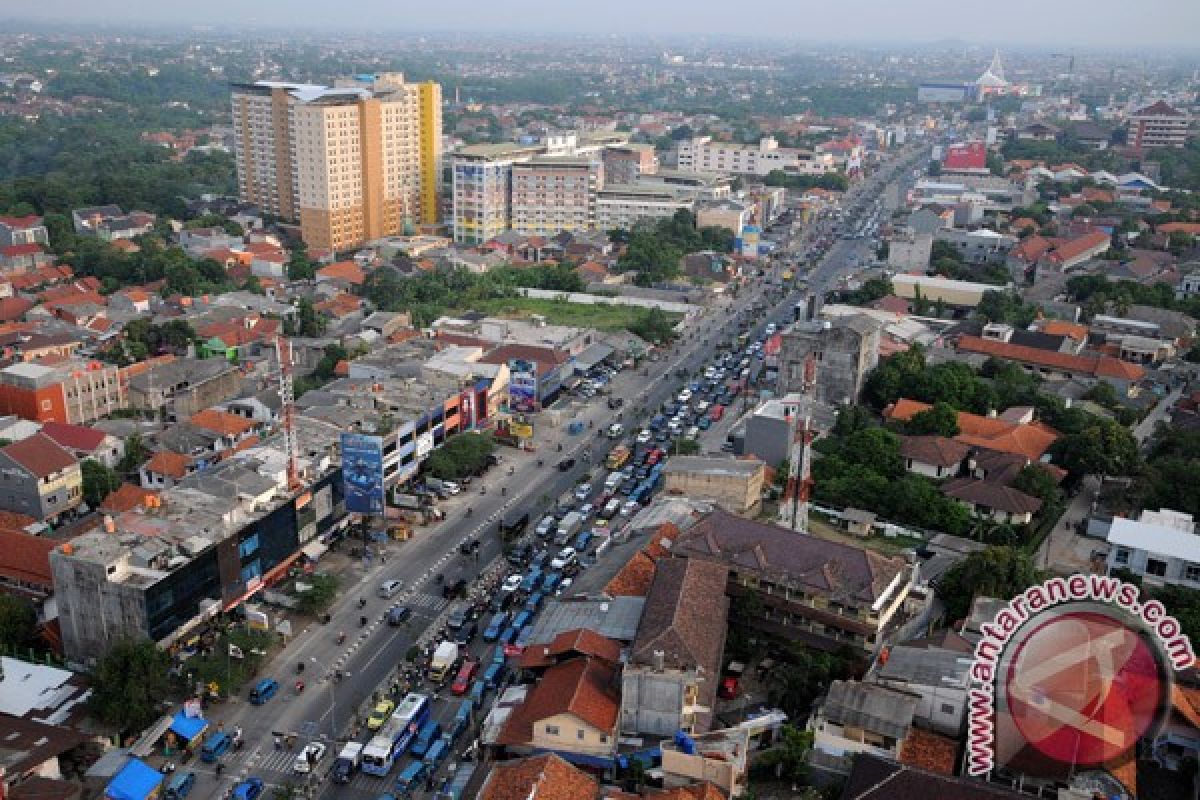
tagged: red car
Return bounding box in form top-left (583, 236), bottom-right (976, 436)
top-left (718, 675), bottom-right (739, 699)
top-left (708, 405), bottom-right (725, 422)
top-left (451, 660), bottom-right (478, 696)
top-left (644, 449), bottom-right (663, 466)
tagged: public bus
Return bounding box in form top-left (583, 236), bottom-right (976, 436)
top-left (360, 692), bottom-right (431, 776)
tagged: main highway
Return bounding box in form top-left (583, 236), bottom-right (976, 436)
top-left (193, 140), bottom-right (928, 800)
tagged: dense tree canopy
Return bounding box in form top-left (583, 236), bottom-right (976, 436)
top-left (89, 638), bottom-right (173, 735)
top-left (614, 209), bottom-right (734, 287)
top-left (936, 546), bottom-right (1044, 622)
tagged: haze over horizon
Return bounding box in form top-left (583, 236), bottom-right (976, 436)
top-left (8, 0), bottom-right (1200, 49)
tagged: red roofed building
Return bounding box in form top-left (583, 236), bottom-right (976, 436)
top-left (139, 450), bottom-right (198, 489)
top-left (478, 754), bottom-right (599, 800)
top-left (518, 629), bottom-right (622, 672)
top-left (1044, 230), bottom-right (1110, 270)
top-left (941, 141), bottom-right (988, 173)
top-left (1159, 222), bottom-right (1200, 236)
top-left (0, 526), bottom-right (56, 599)
top-left (0, 434), bottom-right (82, 522)
top-left (39, 421), bottom-right (122, 468)
top-left (316, 260), bottom-right (366, 287)
top-left (954, 334), bottom-right (1145, 385)
top-left (496, 657), bottom-right (620, 759)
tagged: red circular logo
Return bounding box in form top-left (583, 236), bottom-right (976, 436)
top-left (1003, 609), bottom-right (1167, 767)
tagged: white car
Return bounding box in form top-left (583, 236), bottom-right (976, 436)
top-left (501, 574), bottom-right (523, 593)
top-left (636, 429), bottom-right (653, 445)
top-left (293, 741), bottom-right (327, 774)
top-left (578, 502), bottom-right (594, 518)
top-left (620, 500), bottom-right (640, 516)
top-left (441, 481), bottom-right (461, 495)
top-left (574, 484), bottom-right (592, 502)
top-left (550, 547), bottom-right (577, 570)
top-left (555, 577), bottom-right (575, 596)
top-left (677, 389), bottom-right (693, 403)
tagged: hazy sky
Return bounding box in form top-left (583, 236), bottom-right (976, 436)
top-left (11, 0), bottom-right (1200, 48)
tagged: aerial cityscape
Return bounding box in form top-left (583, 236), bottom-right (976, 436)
top-left (0, 4), bottom-right (1198, 800)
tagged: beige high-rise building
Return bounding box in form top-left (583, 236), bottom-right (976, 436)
top-left (231, 74), bottom-right (442, 253)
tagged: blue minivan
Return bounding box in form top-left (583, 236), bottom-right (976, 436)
top-left (468, 679), bottom-right (488, 709)
top-left (511, 610), bottom-right (532, 631)
top-left (450, 701), bottom-right (472, 739)
top-left (248, 678), bottom-right (279, 705)
top-left (395, 761), bottom-right (427, 794)
top-left (573, 531), bottom-right (592, 552)
top-left (165, 771), bottom-right (197, 799)
top-left (200, 733), bottom-right (232, 762)
top-left (483, 611), bottom-right (509, 642)
top-left (524, 591), bottom-right (545, 613)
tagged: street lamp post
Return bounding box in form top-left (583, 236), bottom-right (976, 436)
top-left (311, 657), bottom-right (338, 740)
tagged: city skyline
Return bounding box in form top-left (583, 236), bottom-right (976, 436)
top-left (8, 0), bottom-right (1200, 49)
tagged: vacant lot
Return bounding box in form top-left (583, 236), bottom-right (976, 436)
top-left (465, 295), bottom-right (680, 332)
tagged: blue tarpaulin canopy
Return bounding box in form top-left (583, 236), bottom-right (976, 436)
top-left (169, 711), bottom-right (207, 742)
top-left (105, 757), bottom-right (163, 800)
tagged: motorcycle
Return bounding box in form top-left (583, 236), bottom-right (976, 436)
top-left (358, 597), bottom-right (366, 609)
top-left (337, 631), bottom-right (346, 645)
top-left (480, 486), bottom-right (487, 495)
top-left (295, 661), bottom-right (304, 674)
top-left (359, 615), bottom-right (368, 627)
top-left (294, 680), bottom-right (305, 694)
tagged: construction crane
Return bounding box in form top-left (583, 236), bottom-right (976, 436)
top-left (778, 352), bottom-right (817, 533)
top-left (275, 334), bottom-right (300, 490)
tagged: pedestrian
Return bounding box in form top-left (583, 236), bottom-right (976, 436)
top-left (274, 735), bottom-right (282, 750)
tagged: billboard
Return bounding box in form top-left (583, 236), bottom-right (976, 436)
top-left (508, 358), bottom-right (539, 413)
top-left (341, 432), bottom-right (385, 514)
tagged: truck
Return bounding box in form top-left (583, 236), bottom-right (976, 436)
top-left (330, 741), bottom-right (363, 784)
top-left (555, 512), bottom-right (584, 546)
top-left (606, 445), bottom-right (631, 470)
top-left (428, 641), bottom-right (461, 683)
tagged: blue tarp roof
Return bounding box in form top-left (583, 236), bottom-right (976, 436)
top-left (169, 711), bottom-right (207, 742)
top-left (105, 757), bottom-right (163, 800)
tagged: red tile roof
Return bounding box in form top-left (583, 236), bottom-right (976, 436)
top-left (39, 421), bottom-right (107, 453)
top-left (1133, 100), bottom-right (1186, 117)
top-left (956, 334), bottom-right (1145, 383)
top-left (0, 528), bottom-right (54, 589)
top-left (189, 409), bottom-right (256, 437)
top-left (1010, 235), bottom-right (1052, 263)
top-left (518, 628), bottom-right (623, 670)
top-left (479, 344), bottom-right (569, 377)
top-left (497, 657), bottom-right (619, 746)
top-left (642, 522), bottom-right (681, 559)
top-left (100, 483), bottom-right (159, 513)
top-left (1158, 222), bottom-right (1200, 236)
top-left (898, 728), bottom-right (959, 776)
top-left (887, 399), bottom-right (1060, 462)
top-left (144, 450), bottom-right (191, 480)
top-left (478, 754), bottom-right (598, 800)
top-left (0, 434), bottom-right (76, 478)
top-left (1046, 231), bottom-right (1109, 265)
top-left (898, 435), bottom-right (971, 468)
top-left (0, 297), bottom-right (34, 322)
top-left (1036, 320), bottom-right (1088, 342)
top-left (317, 260), bottom-right (366, 285)
top-left (2, 243), bottom-right (44, 257)
top-left (942, 142), bottom-right (987, 171)
top-left (0, 215), bottom-right (42, 229)
top-left (603, 550), bottom-right (658, 598)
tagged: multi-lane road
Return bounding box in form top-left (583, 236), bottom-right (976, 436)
top-left (195, 142), bottom-right (928, 800)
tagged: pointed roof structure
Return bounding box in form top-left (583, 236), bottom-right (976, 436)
top-left (976, 50), bottom-right (1009, 88)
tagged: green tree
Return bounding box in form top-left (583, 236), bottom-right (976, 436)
top-left (296, 574), bottom-right (339, 616)
top-left (285, 297), bottom-right (326, 338)
top-left (0, 594), bottom-right (38, 651)
top-left (627, 307), bottom-right (677, 344)
top-left (758, 725), bottom-right (815, 783)
top-left (1050, 416), bottom-right (1139, 477)
top-left (936, 546), bottom-right (1043, 621)
top-left (424, 432), bottom-right (497, 480)
top-left (88, 638), bottom-right (172, 735)
top-left (118, 435), bottom-right (147, 475)
top-left (906, 402), bottom-right (960, 437)
top-left (81, 459), bottom-right (122, 508)
top-left (287, 240), bottom-right (316, 281)
top-left (1011, 465), bottom-right (1062, 509)
top-left (977, 290), bottom-right (1038, 326)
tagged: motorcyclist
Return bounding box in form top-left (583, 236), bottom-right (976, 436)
top-left (337, 631), bottom-right (346, 644)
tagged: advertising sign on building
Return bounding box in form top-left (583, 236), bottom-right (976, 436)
top-left (416, 431), bottom-right (435, 460)
top-left (508, 358), bottom-right (539, 413)
top-left (341, 432), bottom-right (385, 514)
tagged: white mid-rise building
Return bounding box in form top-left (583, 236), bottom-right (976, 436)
top-left (676, 136), bottom-right (836, 177)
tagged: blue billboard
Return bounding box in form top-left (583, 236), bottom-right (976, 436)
top-left (341, 432), bottom-right (385, 515)
top-left (508, 358), bottom-right (539, 413)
